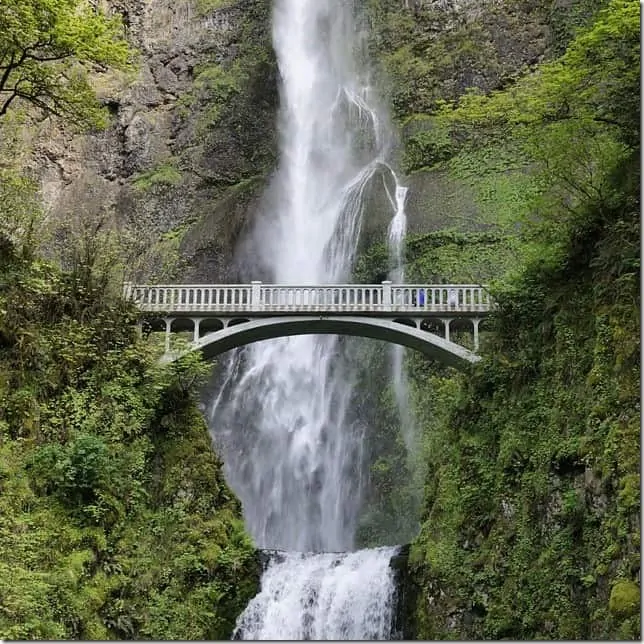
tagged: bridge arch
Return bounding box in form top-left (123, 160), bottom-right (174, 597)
top-left (163, 316), bottom-right (480, 370)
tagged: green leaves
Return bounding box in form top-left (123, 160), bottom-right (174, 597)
top-left (0, 0), bottom-right (133, 127)
top-left (439, 0), bottom-right (639, 145)
top-left (0, 252), bottom-right (258, 639)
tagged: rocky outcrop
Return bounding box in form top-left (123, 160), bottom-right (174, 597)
top-left (27, 0), bottom-right (276, 282)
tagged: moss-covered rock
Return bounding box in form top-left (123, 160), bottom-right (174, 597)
top-left (609, 581), bottom-right (640, 618)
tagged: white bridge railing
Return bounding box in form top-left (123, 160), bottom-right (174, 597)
top-left (123, 282), bottom-right (492, 315)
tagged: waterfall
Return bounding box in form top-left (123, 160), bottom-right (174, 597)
top-left (386, 182), bottom-right (417, 461)
top-left (233, 547), bottom-right (399, 640)
top-left (388, 184), bottom-right (408, 273)
top-left (386, 176), bottom-right (424, 530)
top-left (209, 0), bottom-right (390, 555)
top-left (207, 0), bottom-right (404, 638)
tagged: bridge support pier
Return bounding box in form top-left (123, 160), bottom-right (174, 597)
top-left (441, 318), bottom-right (452, 342)
top-left (192, 318), bottom-right (201, 343)
top-left (164, 317), bottom-right (174, 353)
top-left (473, 318), bottom-right (481, 352)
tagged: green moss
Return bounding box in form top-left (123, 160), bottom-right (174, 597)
top-left (176, 0), bottom-right (277, 187)
top-left (132, 162), bottom-right (183, 191)
top-left (195, 0), bottom-right (235, 15)
top-left (609, 581), bottom-right (640, 618)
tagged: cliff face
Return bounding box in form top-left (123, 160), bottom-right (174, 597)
top-left (357, 1), bottom-right (640, 639)
top-left (26, 0), bottom-right (567, 283)
top-left (28, 0), bottom-right (276, 282)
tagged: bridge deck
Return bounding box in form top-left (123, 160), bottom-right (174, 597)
top-left (124, 282), bottom-right (492, 317)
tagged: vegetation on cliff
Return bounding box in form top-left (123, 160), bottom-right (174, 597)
top-left (0, 225), bottom-right (259, 639)
top-left (358, 0), bottom-right (639, 639)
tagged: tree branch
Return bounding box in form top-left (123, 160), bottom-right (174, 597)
top-left (0, 89), bottom-right (19, 116)
top-left (0, 52), bottom-right (17, 95)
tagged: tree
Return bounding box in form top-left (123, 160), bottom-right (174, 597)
top-left (0, 0), bottom-right (132, 128)
top-left (439, 0), bottom-right (640, 147)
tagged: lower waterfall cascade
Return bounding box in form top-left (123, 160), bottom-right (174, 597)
top-left (233, 547), bottom-right (400, 640)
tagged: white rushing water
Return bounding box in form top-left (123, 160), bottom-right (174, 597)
top-left (386, 182), bottom-right (424, 531)
top-left (233, 547), bottom-right (399, 640)
top-left (209, 0), bottom-right (394, 554)
top-left (387, 184), bottom-right (416, 460)
top-left (207, 0), bottom-right (406, 638)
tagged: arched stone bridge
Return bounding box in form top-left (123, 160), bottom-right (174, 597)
top-left (124, 281), bottom-right (493, 370)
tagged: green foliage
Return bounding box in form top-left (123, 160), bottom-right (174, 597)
top-left (402, 115), bottom-right (455, 173)
top-left (0, 245), bottom-right (259, 639)
top-left (0, 0), bottom-right (133, 128)
top-left (195, 0), bottom-right (235, 15)
top-left (190, 63), bottom-right (246, 129)
top-left (438, 0), bottom-right (639, 146)
top-left (0, 168), bottom-right (43, 259)
top-left (407, 148), bottom-right (639, 641)
top-left (132, 162), bottom-right (184, 191)
top-left (546, 0), bottom-right (608, 55)
top-left (366, 2), bottom-right (502, 117)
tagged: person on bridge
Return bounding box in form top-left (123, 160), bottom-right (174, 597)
top-left (418, 289), bottom-right (425, 306)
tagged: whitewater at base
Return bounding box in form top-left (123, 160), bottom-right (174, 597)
top-left (233, 546), bottom-right (400, 640)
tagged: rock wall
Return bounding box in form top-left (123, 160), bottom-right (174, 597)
top-left (27, 0), bottom-right (276, 282)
